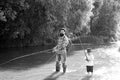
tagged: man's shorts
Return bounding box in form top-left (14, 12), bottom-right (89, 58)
top-left (86, 66), bottom-right (93, 72)
top-left (56, 53), bottom-right (67, 63)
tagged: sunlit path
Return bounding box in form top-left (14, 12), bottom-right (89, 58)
top-left (0, 43), bottom-right (120, 80)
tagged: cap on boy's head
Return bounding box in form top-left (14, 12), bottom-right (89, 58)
top-left (87, 48), bottom-right (91, 53)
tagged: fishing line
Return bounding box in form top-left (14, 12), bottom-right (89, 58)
top-left (0, 48), bottom-right (53, 66)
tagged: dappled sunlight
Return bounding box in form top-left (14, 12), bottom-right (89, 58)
top-left (0, 41), bottom-right (120, 80)
top-left (94, 64), bottom-right (120, 80)
top-left (93, 41), bottom-right (120, 80)
top-left (105, 45), bottom-right (120, 59)
top-left (94, 67), bottom-right (107, 76)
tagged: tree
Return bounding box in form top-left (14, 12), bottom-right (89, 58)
top-left (0, 0), bottom-right (48, 47)
top-left (91, 0), bottom-right (120, 41)
top-left (0, 0), bottom-right (105, 47)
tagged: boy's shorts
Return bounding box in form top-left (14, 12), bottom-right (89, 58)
top-left (86, 66), bottom-right (93, 72)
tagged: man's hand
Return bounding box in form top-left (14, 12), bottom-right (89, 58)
top-left (52, 49), bottom-right (55, 53)
top-left (52, 47), bottom-right (57, 53)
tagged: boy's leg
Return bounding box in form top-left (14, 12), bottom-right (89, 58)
top-left (86, 66), bottom-right (89, 74)
top-left (87, 66), bottom-right (93, 75)
top-left (90, 66), bottom-right (93, 75)
top-left (56, 54), bottom-right (61, 72)
top-left (87, 66), bottom-right (93, 76)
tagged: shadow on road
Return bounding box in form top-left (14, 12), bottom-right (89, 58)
top-left (0, 43), bottom-right (113, 71)
top-left (0, 51), bottom-right (56, 71)
top-left (81, 75), bottom-right (92, 80)
top-left (43, 72), bottom-right (64, 80)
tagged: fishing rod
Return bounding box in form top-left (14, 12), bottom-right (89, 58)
top-left (77, 35), bottom-right (88, 59)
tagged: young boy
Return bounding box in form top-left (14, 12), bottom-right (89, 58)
top-left (85, 48), bottom-right (94, 76)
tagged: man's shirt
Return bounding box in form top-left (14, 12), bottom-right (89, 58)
top-left (53, 35), bottom-right (69, 54)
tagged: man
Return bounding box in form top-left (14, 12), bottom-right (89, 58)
top-left (53, 28), bottom-right (69, 73)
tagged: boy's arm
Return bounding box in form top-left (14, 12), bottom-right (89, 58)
top-left (85, 57), bottom-right (89, 61)
top-left (91, 55), bottom-right (94, 60)
top-left (85, 54), bottom-right (89, 61)
top-left (85, 52), bottom-right (88, 59)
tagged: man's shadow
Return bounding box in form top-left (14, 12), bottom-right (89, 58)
top-left (81, 75), bottom-right (92, 80)
top-left (43, 72), bottom-right (64, 80)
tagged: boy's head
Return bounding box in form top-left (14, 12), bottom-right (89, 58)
top-left (87, 48), bottom-right (91, 54)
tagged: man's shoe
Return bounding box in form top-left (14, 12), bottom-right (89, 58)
top-left (56, 66), bottom-right (60, 72)
top-left (63, 63), bottom-right (67, 73)
top-left (56, 62), bottom-right (60, 72)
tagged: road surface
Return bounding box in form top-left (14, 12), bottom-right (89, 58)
top-left (0, 43), bottom-right (120, 80)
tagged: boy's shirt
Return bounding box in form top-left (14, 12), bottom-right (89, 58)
top-left (85, 54), bottom-right (94, 66)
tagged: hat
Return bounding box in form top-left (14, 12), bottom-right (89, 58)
top-left (59, 28), bottom-right (66, 32)
top-left (87, 48), bottom-right (91, 53)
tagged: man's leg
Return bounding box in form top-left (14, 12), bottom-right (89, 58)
top-left (61, 52), bottom-right (67, 73)
top-left (56, 54), bottom-right (61, 72)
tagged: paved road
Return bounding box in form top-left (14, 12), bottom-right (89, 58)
top-left (0, 43), bottom-right (120, 80)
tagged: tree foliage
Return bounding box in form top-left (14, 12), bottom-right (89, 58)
top-left (0, 0), bottom-right (48, 47)
top-left (91, 0), bottom-right (120, 41)
top-left (0, 0), bottom-right (120, 47)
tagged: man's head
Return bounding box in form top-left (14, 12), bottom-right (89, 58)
top-left (59, 28), bottom-right (66, 37)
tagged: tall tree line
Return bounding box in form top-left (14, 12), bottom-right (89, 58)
top-left (0, 0), bottom-right (120, 47)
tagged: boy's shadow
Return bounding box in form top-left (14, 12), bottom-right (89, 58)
top-left (43, 72), bottom-right (64, 80)
top-left (81, 75), bottom-right (92, 80)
